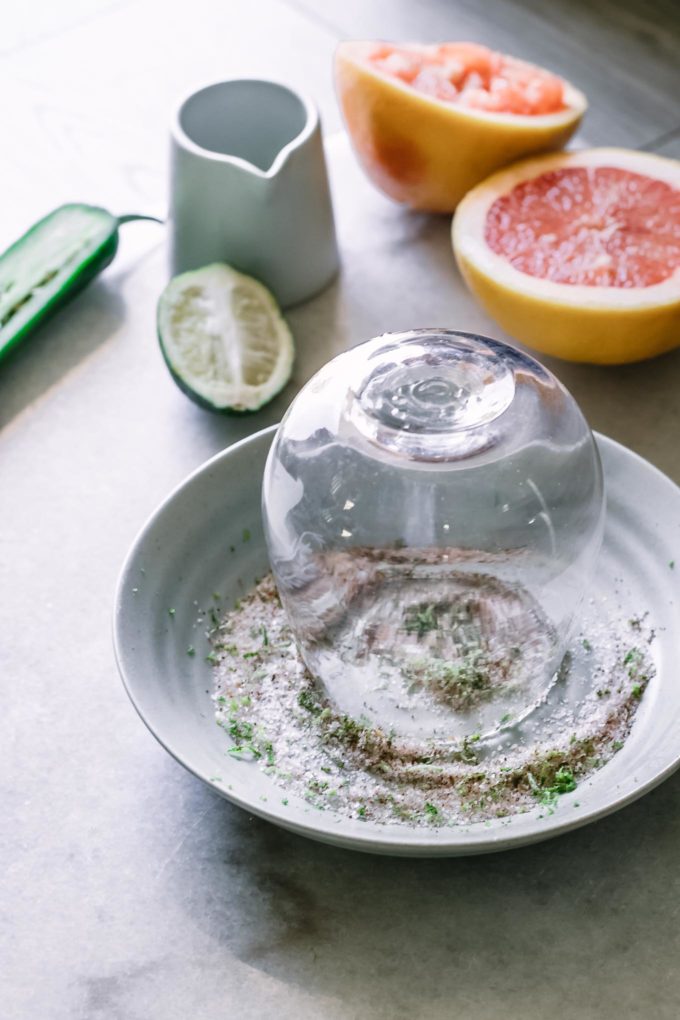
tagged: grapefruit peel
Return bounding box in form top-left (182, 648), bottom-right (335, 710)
top-left (335, 40), bottom-right (587, 212)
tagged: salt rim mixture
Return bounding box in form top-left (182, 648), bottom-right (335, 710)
top-left (208, 574), bottom-right (654, 827)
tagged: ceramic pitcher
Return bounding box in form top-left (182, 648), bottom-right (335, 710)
top-left (169, 79), bottom-right (340, 308)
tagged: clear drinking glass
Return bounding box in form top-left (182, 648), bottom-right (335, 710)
top-left (262, 330), bottom-right (604, 742)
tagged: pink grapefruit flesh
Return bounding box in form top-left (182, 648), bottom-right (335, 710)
top-left (368, 42), bottom-right (566, 115)
top-left (484, 166), bottom-right (680, 288)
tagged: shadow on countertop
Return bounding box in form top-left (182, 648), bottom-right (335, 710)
top-left (156, 760), bottom-right (680, 1019)
top-left (0, 278), bottom-right (126, 433)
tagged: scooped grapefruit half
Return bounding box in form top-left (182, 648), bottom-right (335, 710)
top-left (453, 148), bottom-right (680, 364)
top-left (335, 40), bottom-right (586, 213)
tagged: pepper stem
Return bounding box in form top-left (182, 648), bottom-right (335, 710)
top-left (117, 213), bottom-right (165, 225)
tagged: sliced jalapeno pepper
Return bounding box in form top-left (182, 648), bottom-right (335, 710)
top-left (0, 204), bottom-right (162, 363)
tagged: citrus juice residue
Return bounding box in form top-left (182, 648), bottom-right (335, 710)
top-left (369, 42), bottom-right (566, 115)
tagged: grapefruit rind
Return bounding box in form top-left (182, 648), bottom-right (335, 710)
top-left (335, 40), bottom-right (587, 213)
top-left (453, 148), bottom-right (680, 364)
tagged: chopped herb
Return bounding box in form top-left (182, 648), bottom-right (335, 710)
top-left (403, 649), bottom-right (499, 712)
top-left (624, 647), bottom-right (643, 667)
top-left (331, 715), bottom-right (364, 744)
top-left (308, 778), bottom-right (329, 794)
top-left (460, 737), bottom-right (479, 764)
top-left (623, 647), bottom-right (649, 695)
top-left (218, 643), bottom-right (238, 655)
top-left (228, 744), bottom-right (261, 760)
top-left (168, 607), bottom-right (176, 617)
top-left (552, 767), bottom-right (577, 793)
top-left (242, 528), bottom-right (251, 542)
top-left (582, 638), bottom-right (592, 652)
top-left (186, 646), bottom-right (195, 656)
top-left (670, 561), bottom-right (675, 570)
top-left (228, 717), bottom-right (254, 743)
top-left (527, 764), bottom-right (577, 811)
top-left (424, 802), bottom-right (439, 819)
top-left (297, 687), bottom-right (321, 714)
top-left (404, 603), bottom-right (438, 636)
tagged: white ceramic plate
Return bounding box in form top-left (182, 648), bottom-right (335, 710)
top-left (113, 426), bottom-right (680, 856)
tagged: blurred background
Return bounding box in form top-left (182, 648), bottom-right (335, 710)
top-left (3, 0), bottom-right (678, 233)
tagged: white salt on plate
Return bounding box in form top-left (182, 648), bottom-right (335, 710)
top-left (209, 574), bottom-right (654, 828)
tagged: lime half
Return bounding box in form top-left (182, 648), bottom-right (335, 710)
top-left (157, 263), bottom-right (295, 413)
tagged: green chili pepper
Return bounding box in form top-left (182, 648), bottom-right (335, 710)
top-left (0, 204), bottom-right (162, 363)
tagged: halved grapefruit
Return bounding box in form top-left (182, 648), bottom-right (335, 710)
top-left (335, 41), bottom-right (586, 213)
top-left (453, 148), bottom-right (680, 364)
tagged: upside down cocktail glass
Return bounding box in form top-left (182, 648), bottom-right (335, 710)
top-left (262, 330), bottom-right (604, 742)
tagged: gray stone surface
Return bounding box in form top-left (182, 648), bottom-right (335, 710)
top-left (3, 3), bottom-right (680, 1018)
